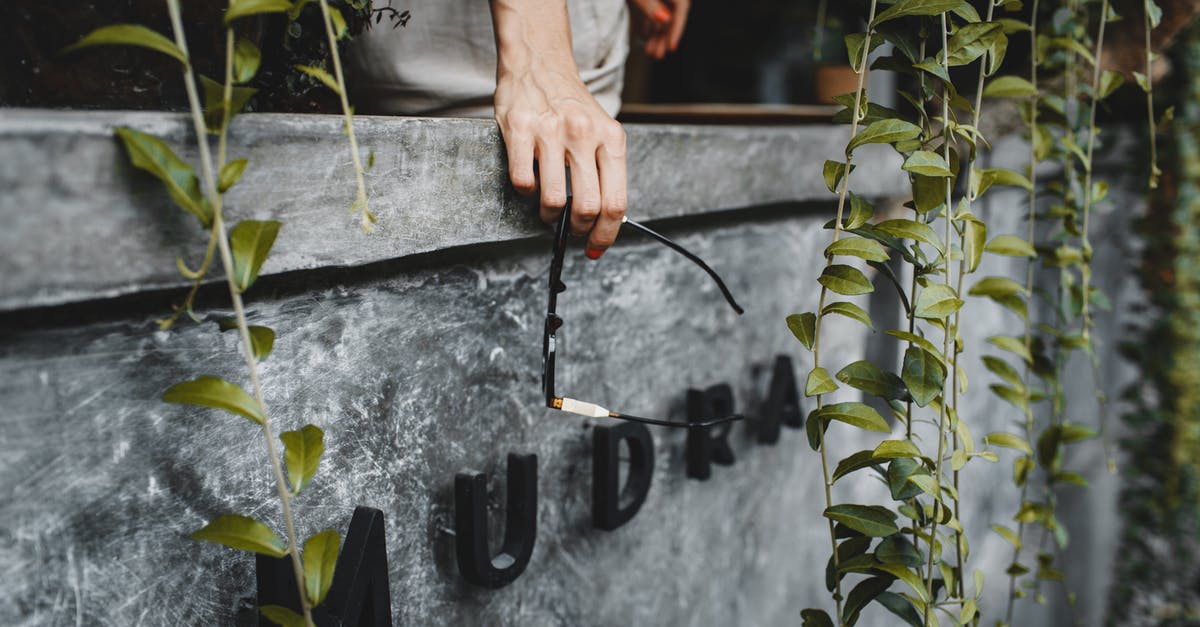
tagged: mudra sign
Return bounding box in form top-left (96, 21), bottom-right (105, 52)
top-left (255, 203), bottom-right (805, 622)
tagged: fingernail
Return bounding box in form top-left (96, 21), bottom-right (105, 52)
top-left (652, 6), bottom-right (671, 24)
top-left (585, 246), bottom-right (604, 260)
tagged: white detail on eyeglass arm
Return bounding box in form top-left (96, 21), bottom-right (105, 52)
top-left (558, 397), bottom-right (612, 418)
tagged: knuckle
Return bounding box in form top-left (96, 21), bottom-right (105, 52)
top-left (563, 112), bottom-right (595, 139)
top-left (574, 196), bottom-right (602, 218)
top-left (602, 123), bottom-right (627, 152)
top-left (510, 171), bottom-right (536, 191)
top-left (602, 193), bottom-right (628, 218)
top-left (542, 188), bottom-right (567, 209)
top-left (503, 110), bottom-right (536, 134)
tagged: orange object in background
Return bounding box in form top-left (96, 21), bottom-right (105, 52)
top-left (814, 64), bottom-right (859, 105)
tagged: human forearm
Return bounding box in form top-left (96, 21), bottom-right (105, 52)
top-left (491, 0), bottom-right (578, 81)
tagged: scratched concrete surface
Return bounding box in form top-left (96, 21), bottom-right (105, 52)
top-left (0, 113), bottom-right (1139, 626)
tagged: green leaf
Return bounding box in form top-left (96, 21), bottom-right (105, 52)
top-left (963, 217), bottom-right (987, 273)
top-left (871, 563), bottom-right (929, 601)
top-left (914, 284), bottom-right (963, 319)
top-left (303, 529), bottom-right (341, 607)
top-left (296, 64), bottom-right (342, 94)
top-left (825, 504), bottom-right (900, 537)
top-left (843, 577), bottom-right (893, 625)
top-left (848, 119), bottom-right (923, 152)
top-left (820, 402), bottom-right (891, 432)
top-left (992, 524), bottom-right (1022, 549)
top-left (826, 237), bottom-right (891, 263)
top-left (875, 535), bottom-right (924, 566)
top-left (260, 605), bottom-right (306, 627)
top-left (328, 6), bottom-right (349, 39)
top-left (192, 514), bottom-right (286, 557)
top-left (988, 335), bottom-right (1032, 364)
top-left (873, 439), bottom-right (922, 459)
top-left (902, 346), bottom-right (945, 406)
top-left (281, 424), bottom-right (325, 494)
top-left (807, 411), bottom-right (828, 451)
top-left (62, 24), bottom-right (186, 63)
top-left (1147, 0), bottom-right (1163, 28)
top-left (823, 160), bottom-right (853, 193)
top-left (983, 75), bottom-right (1038, 98)
top-left (822, 302), bottom-right (875, 330)
top-left (902, 150), bottom-right (953, 177)
top-left (806, 367), bottom-right (839, 397)
top-left (914, 57), bottom-right (951, 83)
top-left (199, 75), bottom-right (257, 132)
top-left (1098, 70), bottom-right (1124, 99)
top-left (969, 276), bottom-right (1026, 298)
top-left (887, 458), bottom-right (926, 500)
top-left (226, 0), bottom-right (295, 24)
top-left (1133, 71), bottom-right (1151, 94)
top-left (787, 313), bottom-right (817, 350)
top-left (234, 37), bottom-right (262, 84)
top-left (833, 450), bottom-right (882, 482)
top-left (837, 361), bottom-right (908, 400)
top-left (845, 193), bottom-right (876, 230)
top-left (873, 0), bottom-right (965, 26)
top-left (982, 355), bottom-right (1023, 387)
top-left (1054, 471), bottom-right (1088, 487)
top-left (819, 265), bottom-right (874, 296)
top-left (985, 234), bottom-right (1036, 257)
top-left (218, 320), bottom-right (276, 362)
top-left (972, 167), bottom-right (1033, 198)
top-left (887, 330), bottom-right (947, 366)
top-left (801, 609), bottom-right (836, 627)
top-left (875, 219), bottom-right (944, 253)
top-left (945, 22), bottom-right (1004, 67)
top-left (912, 172), bottom-right (948, 214)
top-left (230, 220), bottom-right (281, 292)
top-left (1061, 423), bottom-right (1098, 443)
top-left (114, 127), bottom-right (211, 227)
top-left (218, 158), bottom-right (248, 193)
top-left (985, 432), bottom-right (1033, 455)
top-left (163, 376), bottom-right (264, 425)
top-left (875, 591), bottom-right (924, 627)
top-left (248, 325), bottom-right (276, 361)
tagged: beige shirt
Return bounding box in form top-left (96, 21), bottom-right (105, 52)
top-left (348, 1), bottom-right (629, 118)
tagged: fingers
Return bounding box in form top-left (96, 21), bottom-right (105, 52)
top-left (587, 126), bottom-right (628, 256)
top-left (505, 130), bottom-right (536, 196)
top-left (566, 150), bottom-right (601, 238)
top-left (536, 139), bottom-right (568, 224)
top-left (666, 0), bottom-right (689, 51)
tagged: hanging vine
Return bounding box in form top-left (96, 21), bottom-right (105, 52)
top-left (62, 1), bottom-right (377, 624)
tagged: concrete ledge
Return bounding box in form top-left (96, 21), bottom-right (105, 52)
top-left (0, 110), bottom-right (907, 311)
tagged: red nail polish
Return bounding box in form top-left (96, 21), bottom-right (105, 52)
top-left (585, 246), bottom-right (604, 260)
top-left (652, 6), bottom-right (671, 24)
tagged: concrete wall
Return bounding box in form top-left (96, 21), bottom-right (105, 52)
top-left (0, 111), bottom-right (1138, 626)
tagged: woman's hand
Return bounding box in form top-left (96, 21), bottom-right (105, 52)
top-left (491, 0), bottom-right (628, 260)
top-left (628, 0), bottom-right (690, 60)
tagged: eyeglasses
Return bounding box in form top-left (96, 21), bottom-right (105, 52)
top-left (542, 199), bottom-right (745, 428)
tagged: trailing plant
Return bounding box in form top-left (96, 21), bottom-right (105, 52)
top-left (1106, 16), bottom-right (1200, 627)
top-left (63, 1), bottom-right (376, 624)
top-left (788, 1), bottom-right (1031, 625)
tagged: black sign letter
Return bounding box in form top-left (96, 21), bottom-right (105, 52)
top-left (593, 421), bottom-right (655, 530)
top-left (256, 506), bottom-right (393, 626)
top-left (758, 355), bottom-right (803, 443)
top-left (455, 453), bottom-right (537, 589)
top-left (686, 384), bottom-right (737, 480)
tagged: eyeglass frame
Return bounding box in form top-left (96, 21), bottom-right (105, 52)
top-left (541, 198), bottom-right (745, 429)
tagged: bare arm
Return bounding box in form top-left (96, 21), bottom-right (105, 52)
top-left (490, 0), bottom-right (627, 258)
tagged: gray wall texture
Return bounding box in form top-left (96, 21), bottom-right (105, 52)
top-left (0, 111), bottom-right (1139, 626)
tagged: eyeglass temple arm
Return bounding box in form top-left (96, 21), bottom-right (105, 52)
top-left (551, 396), bottom-right (743, 429)
top-left (621, 217), bottom-right (745, 315)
